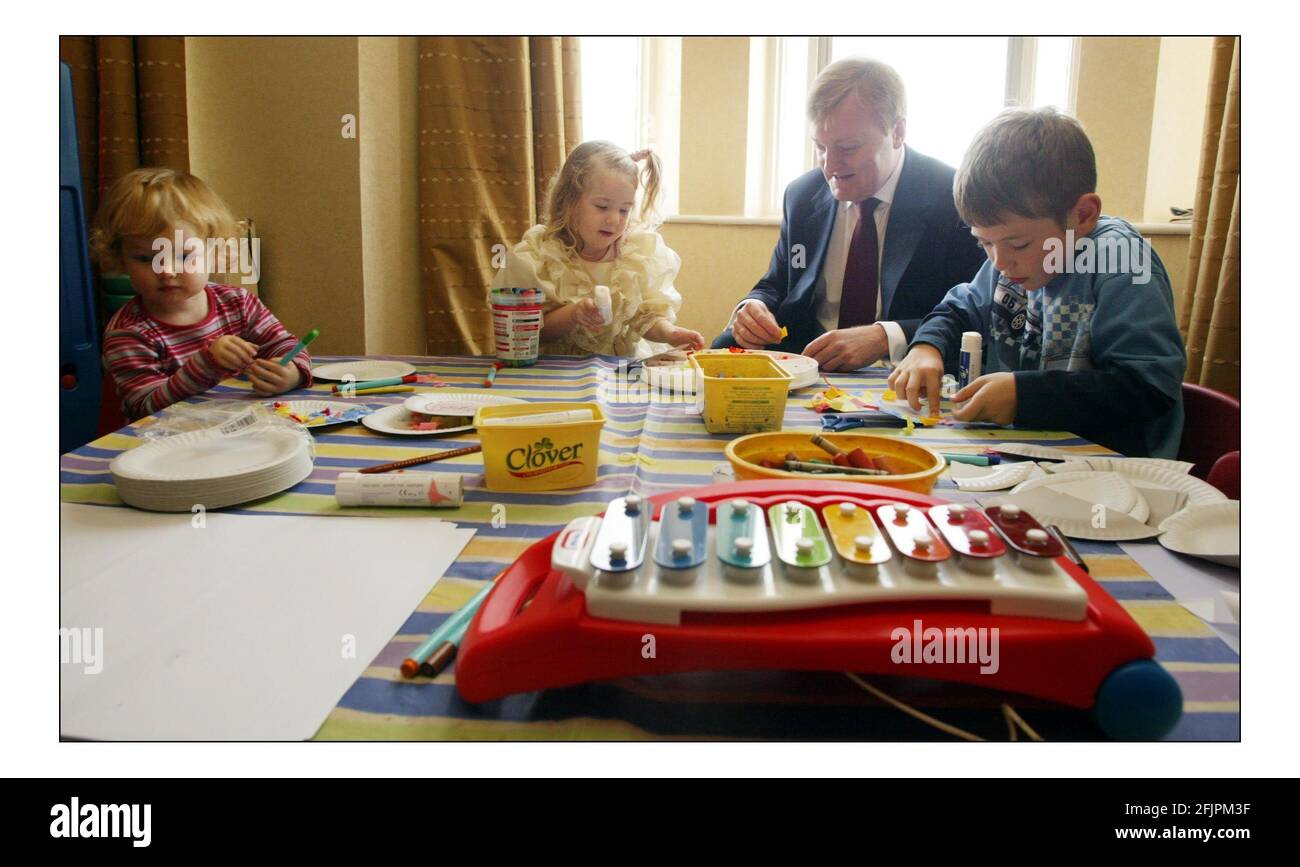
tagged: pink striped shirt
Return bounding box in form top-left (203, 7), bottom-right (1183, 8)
top-left (103, 283), bottom-right (313, 421)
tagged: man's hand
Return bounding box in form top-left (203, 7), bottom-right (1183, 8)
top-left (887, 344), bottom-right (946, 418)
top-left (732, 301), bottom-right (784, 349)
top-left (207, 335), bottom-right (258, 372)
top-left (805, 324), bottom-right (890, 372)
top-left (247, 358), bottom-right (304, 396)
top-left (952, 372), bottom-right (1017, 425)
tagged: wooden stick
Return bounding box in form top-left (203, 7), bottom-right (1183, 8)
top-left (359, 444), bottom-right (481, 474)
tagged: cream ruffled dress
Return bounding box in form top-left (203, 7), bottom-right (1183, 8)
top-left (489, 225), bottom-right (683, 357)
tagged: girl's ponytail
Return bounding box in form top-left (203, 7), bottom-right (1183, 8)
top-left (630, 148), bottom-right (662, 227)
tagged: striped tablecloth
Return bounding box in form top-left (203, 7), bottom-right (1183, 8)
top-left (60, 355), bottom-right (1239, 741)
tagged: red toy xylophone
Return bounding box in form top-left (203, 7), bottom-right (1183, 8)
top-left (454, 481), bottom-right (1182, 740)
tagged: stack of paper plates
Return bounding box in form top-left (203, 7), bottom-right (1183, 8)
top-left (109, 427), bottom-right (314, 512)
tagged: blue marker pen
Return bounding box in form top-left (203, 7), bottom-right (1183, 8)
top-left (958, 331), bottom-right (982, 389)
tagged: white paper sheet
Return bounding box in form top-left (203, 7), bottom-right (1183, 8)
top-left (1119, 540), bottom-right (1241, 653)
top-left (60, 504), bottom-right (474, 740)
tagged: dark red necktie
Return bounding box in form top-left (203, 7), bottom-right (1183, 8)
top-left (837, 197), bottom-right (881, 330)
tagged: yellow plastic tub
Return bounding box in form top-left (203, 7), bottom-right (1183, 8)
top-left (725, 431), bottom-right (946, 494)
top-left (690, 351), bottom-right (792, 434)
top-left (474, 402), bottom-right (605, 492)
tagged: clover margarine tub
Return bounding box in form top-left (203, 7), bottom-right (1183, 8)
top-left (474, 402), bottom-right (606, 491)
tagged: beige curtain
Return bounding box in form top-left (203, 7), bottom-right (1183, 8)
top-left (1180, 36), bottom-right (1240, 398)
top-left (417, 36), bottom-right (582, 356)
top-left (59, 36), bottom-right (191, 221)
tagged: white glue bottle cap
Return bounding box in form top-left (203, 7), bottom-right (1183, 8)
top-left (593, 285), bottom-right (613, 325)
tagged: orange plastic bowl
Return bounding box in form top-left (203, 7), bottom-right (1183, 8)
top-left (725, 431), bottom-right (946, 494)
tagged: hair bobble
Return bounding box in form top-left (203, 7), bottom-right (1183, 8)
top-left (629, 148), bottom-right (652, 162)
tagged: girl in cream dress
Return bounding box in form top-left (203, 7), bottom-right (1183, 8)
top-left (490, 141), bottom-right (704, 358)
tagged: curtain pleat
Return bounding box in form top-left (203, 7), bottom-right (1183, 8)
top-left (59, 36), bottom-right (190, 220)
top-left (1181, 36), bottom-right (1240, 397)
top-left (417, 36), bottom-right (581, 355)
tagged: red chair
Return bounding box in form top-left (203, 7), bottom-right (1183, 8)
top-left (1178, 383), bottom-right (1240, 480)
top-left (1207, 450), bottom-right (1240, 500)
top-left (96, 372), bottom-right (128, 437)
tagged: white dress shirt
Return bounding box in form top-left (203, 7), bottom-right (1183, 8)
top-left (735, 147), bottom-right (909, 363)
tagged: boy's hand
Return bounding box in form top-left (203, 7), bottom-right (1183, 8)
top-left (247, 358), bottom-right (304, 395)
top-left (806, 324), bottom-right (889, 371)
top-left (951, 372), bottom-right (1017, 425)
top-left (663, 326), bottom-right (705, 351)
top-left (208, 335), bottom-right (258, 372)
top-left (888, 344), bottom-right (946, 417)
top-left (733, 301), bottom-right (783, 349)
top-left (572, 298), bottom-right (606, 330)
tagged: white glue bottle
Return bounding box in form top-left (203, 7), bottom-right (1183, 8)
top-left (958, 331), bottom-right (983, 389)
top-left (593, 285), bottom-right (613, 326)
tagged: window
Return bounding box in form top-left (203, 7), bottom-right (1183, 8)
top-left (578, 37), bottom-right (681, 218)
top-left (579, 38), bottom-right (641, 151)
top-left (755, 37), bottom-right (1078, 216)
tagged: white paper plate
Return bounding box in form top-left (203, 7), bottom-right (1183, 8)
top-left (1158, 501), bottom-right (1240, 568)
top-left (110, 429), bottom-right (314, 511)
top-left (1051, 460), bottom-right (1225, 509)
top-left (310, 360), bottom-right (417, 382)
top-left (950, 460), bottom-right (1044, 492)
top-left (387, 391), bottom-right (528, 435)
top-left (980, 487), bottom-right (1162, 542)
top-left (362, 403), bottom-right (479, 437)
top-left (114, 456), bottom-right (312, 511)
top-left (111, 428), bottom-right (308, 482)
top-left (1051, 456), bottom-right (1194, 475)
top-left (1012, 470), bottom-right (1150, 524)
top-left (643, 350), bottom-right (820, 393)
top-left (269, 399), bottom-right (371, 429)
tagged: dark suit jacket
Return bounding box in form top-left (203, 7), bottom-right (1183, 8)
top-left (716, 147), bottom-right (987, 353)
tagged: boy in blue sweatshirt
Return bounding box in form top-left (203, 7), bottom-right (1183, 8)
top-left (888, 107), bottom-right (1186, 457)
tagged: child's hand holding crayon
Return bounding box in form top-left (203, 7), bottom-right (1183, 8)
top-left (207, 335), bottom-right (258, 372)
top-left (247, 357), bottom-right (304, 395)
top-left (888, 343), bottom-right (946, 418)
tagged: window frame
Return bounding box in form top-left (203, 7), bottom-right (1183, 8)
top-left (747, 36), bottom-right (1080, 217)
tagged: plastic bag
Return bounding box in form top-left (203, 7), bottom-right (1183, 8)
top-left (137, 399), bottom-right (315, 459)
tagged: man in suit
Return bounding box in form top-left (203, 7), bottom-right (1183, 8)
top-left (713, 57), bottom-right (986, 371)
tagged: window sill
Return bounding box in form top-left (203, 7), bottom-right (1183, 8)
top-left (664, 214), bottom-right (782, 228)
top-left (666, 215), bottom-right (1193, 236)
top-left (1133, 222), bottom-right (1192, 236)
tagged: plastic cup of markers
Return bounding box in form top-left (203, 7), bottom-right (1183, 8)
top-left (491, 288), bottom-right (543, 367)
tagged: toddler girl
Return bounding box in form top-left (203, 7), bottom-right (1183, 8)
top-left (91, 168), bottom-right (311, 421)
top-left (490, 141), bottom-right (704, 357)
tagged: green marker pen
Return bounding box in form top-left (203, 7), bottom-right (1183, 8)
top-left (280, 328), bottom-right (320, 365)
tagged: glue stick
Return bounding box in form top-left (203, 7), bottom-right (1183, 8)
top-left (593, 285), bottom-right (613, 325)
top-left (958, 332), bottom-right (983, 389)
top-left (335, 472), bottom-right (463, 507)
